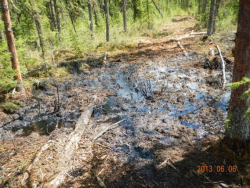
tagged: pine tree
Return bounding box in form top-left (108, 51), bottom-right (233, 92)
top-left (1, 0), bottom-right (25, 93)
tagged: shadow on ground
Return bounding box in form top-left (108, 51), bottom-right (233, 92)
top-left (62, 138), bottom-right (250, 188)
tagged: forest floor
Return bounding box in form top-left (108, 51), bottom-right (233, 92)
top-left (1, 17), bottom-right (250, 188)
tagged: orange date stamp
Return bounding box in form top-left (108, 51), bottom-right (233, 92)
top-left (197, 165), bottom-right (237, 173)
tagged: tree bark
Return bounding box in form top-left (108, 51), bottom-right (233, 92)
top-left (54, 0), bottom-right (61, 41)
top-left (104, 0), bottom-right (109, 41)
top-left (1, 0), bottom-right (25, 93)
top-left (227, 0), bottom-right (250, 140)
top-left (207, 0), bottom-right (215, 35)
top-left (212, 0), bottom-right (220, 34)
top-left (49, 0), bottom-right (57, 31)
top-left (87, 0), bottom-right (94, 39)
top-left (122, 0), bottom-right (127, 32)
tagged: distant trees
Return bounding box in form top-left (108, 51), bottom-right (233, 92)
top-left (207, 0), bottom-right (221, 35)
top-left (88, 0), bottom-right (94, 38)
top-left (1, 0), bottom-right (25, 93)
top-left (0, 0), bottom-right (239, 96)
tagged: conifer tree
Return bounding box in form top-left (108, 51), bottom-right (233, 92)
top-left (1, 0), bottom-right (25, 93)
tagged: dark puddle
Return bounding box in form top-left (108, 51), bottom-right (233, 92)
top-left (134, 146), bottom-right (152, 160)
top-left (92, 96), bottom-right (121, 117)
top-left (11, 116), bottom-right (60, 136)
top-left (143, 130), bottom-right (155, 135)
top-left (216, 92), bottom-right (231, 112)
top-left (116, 74), bottom-right (144, 101)
top-left (180, 122), bottom-right (198, 129)
top-left (169, 106), bottom-right (196, 117)
top-left (5, 62), bottom-right (231, 138)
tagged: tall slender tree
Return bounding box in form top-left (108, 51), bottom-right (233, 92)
top-left (212, 0), bottom-right (220, 33)
top-left (227, 0), bottom-right (250, 141)
top-left (54, 0), bottom-right (61, 41)
top-left (104, 0), bottom-right (109, 41)
top-left (207, 0), bottom-right (215, 35)
top-left (122, 0), bottom-right (127, 32)
top-left (88, 0), bottom-right (94, 38)
top-left (1, 0), bottom-right (25, 93)
top-left (49, 0), bottom-right (57, 31)
top-left (28, 0), bottom-right (47, 66)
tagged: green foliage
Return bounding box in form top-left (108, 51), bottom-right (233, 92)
top-left (0, 29), bottom-right (18, 93)
top-left (225, 113), bottom-right (233, 131)
top-left (227, 77), bottom-right (250, 90)
top-left (0, 0), bottom-right (240, 99)
top-left (228, 77), bottom-right (250, 119)
top-left (1, 101), bottom-right (21, 114)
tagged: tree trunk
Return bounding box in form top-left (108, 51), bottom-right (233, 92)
top-left (0, 29), bottom-right (5, 41)
top-left (227, 0), bottom-right (250, 141)
top-left (93, 2), bottom-right (98, 27)
top-left (65, 0), bottom-right (77, 35)
top-left (212, 0), bottom-right (220, 34)
top-left (49, 0), bottom-right (57, 31)
top-left (202, 0), bottom-right (208, 23)
top-left (152, 0), bottom-right (163, 17)
top-left (87, 0), bottom-right (94, 39)
top-left (132, 0), bottom-right (137, 20)
top-left (198, 0), bottom-right (201, 14)
top-left (122, 0), bottom-right (127, 32)
top-left (54, 0), bottom-right (61, 41)
top-left (104, 0), bottom-right (109, 41)
top-left (1, 0), bottom-right (25, 93)
top-left (26, 0), bottom-right (47, 66)
top-left (34, 15), bottom-right (47, 65)
top-left (207, 0), bottom-right (215, 36)
top-left (146, 0), bottom-right (151, 29)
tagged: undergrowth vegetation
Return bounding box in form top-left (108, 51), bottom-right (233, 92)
top-left (0, 0), bottom-right (239, 102)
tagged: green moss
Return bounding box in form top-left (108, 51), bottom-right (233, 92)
top-left (48, 67), bottom-right (70, 77)
top-left (79, 63), bottom-right (90, 73)
top-left (225, 112), bottom-right (233, 132)
top-left (1, 102), bottom-right (20, 114)
top-left (11, 100), bottom-right (22, 106)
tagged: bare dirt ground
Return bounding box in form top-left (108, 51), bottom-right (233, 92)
top-left (1, 17), bottom-right (250, 188)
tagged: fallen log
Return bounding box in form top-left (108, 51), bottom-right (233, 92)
top-left (44, 95), bottom-right (97, 188)
top-left (177, 41), bottom-right (188, 57)
top-left (216, 45), bottom-right (226, 88)
top-left (190, 31), bottom-right (207, 35)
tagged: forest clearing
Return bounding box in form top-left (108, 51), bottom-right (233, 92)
top-left (1, 0), bottom-right (250, 187)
